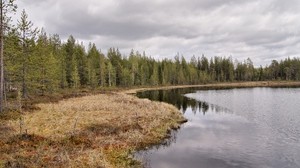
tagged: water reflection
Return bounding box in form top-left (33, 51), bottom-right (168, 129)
top-left (135, 87), bottom-right (300, 168)
top-left (137, 88), bottom-right (231, 115)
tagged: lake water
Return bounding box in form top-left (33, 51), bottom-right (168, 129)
top-left (135, 87), bottom-right (300, 168)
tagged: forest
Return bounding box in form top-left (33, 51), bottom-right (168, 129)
top-left (1, 6), bottom-right (300, 111)
top-left (2, 1), bottom-right (300, 168)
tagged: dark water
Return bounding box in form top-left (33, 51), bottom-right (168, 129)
top-left (135, 87), bottom-right (300, 168)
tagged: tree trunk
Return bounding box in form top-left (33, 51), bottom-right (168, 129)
top-left (0, 0), bottom-right (4, 112)
top-left (21, 29), bottom-right (27, 98)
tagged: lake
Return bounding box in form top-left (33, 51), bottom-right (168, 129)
top-left (135, 87), bottom-right (300, 168)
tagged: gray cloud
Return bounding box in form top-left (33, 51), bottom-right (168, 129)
top-left (18, 0), bottom-right (300, 66)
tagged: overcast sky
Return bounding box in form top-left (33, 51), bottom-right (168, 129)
top-left (18, 0), bottom-right (300, 66)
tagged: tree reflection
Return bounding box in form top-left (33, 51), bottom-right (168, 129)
top-left (201, 102), bottom-right (209, 115)
top-left (136, 88), bottom-right (231, 115)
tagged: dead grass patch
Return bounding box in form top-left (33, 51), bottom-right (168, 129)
top-left (1, 81), bottom-right (300, 167)
top-left (2, 92), bottom-right (186, 167)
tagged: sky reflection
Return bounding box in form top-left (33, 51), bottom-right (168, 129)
top-left (135, 88), bottom-right (300, 168)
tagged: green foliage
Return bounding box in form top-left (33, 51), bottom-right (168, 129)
top-left (2, 2), bottom-right (300, 101)
top-left (106, 60), bottom-right (116, 87)
top-left (5, 27), bottom-right (300, 93)
top-left (32, 31), bottom-right (60, 94)
top-left (17, 9), bottom-right (39, 98)
top-left (1, 0), bottom-right (18, 112)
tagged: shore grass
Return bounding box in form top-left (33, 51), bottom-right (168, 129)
top-left (1, 92), bottom-right (186, 167)
top-left (1, 81), bottom-right (300, 167)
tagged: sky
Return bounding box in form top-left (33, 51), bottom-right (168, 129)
top-left (17, 0), bottom-right (300, 66)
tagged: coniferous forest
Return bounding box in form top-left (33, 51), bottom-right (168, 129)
top-left (1, 1), bottom-right (300, 168)
top-left (1, 4), bottom-right (300, 111)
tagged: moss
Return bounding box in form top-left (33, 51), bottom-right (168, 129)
top-left (104, 148), bottom-right (142, 168)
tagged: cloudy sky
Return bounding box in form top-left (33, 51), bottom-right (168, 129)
top-left (18, 0), bottom-right (300, 66)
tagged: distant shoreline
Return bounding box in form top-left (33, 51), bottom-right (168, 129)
top-left (123, 81), bottom-right (300, 94)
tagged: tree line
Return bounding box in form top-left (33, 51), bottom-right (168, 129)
top-left (1, 2), bottom-right (300, 111)
top-left (5, 30), bottom-right (300, 91)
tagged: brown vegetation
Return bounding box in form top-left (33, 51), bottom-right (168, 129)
top-left (1, 81), bottom-right (299, 167)
top-left (0, 92), bottom-right (185, 167)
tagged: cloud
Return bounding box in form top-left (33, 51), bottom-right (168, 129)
top-left (18, 0), bottom-right (300, 66)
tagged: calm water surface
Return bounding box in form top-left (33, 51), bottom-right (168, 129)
top-left (135, 87), bottom-right (300, 168)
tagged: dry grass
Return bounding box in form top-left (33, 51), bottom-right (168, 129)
top-left (1, 92), bottom-right (186, 168)
top-left (2, 81), bottom-right (298, 167)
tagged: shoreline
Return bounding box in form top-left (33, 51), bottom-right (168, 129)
top-left (1, 81), bottom-right (300, 167)
top-left (1, 91), bottom-right (186, 167)
top-left (123, 81), bottom-right (300, 94)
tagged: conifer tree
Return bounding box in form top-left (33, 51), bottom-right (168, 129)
top-left (0, 0), bottom-right (16, 112)
top-left (87, 43), bottom-right (100, 87)
top-left (74, 43), bottom-right (88, 86)
top-left (50, 34), bottom-right (66, 89)
top-left (33, 30), bottom-right (59, 94)
top-left (106, 60), bottom-right (116, 87)
top-left (70, 56), bottom-right (80, 88)
top-left (64, 35), bottom-right (76, 88)
top-left (17, 9), bottom-right (38, 98)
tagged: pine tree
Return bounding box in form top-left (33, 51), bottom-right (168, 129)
top-left (64, 35), bottom-right (76, 88)
top-left (33, 30), bottom-right (59, 95)
top-left (17, 9), bottom-right (38, 98)
top-left (87, 43), bottom-right (99, 87)
top-left (0, 0), bottom-right (16, 112)
top-left (70, 56), bottom-right (80, 88)
top-left (150, 62), bottom-right (159, 85)
top-left (4, 29), bottom-right (21, 90)
top-left (50, 34), bottom-right (67, 89)
top-left (106, 60), bottom-right (116, 87)
top-left (128, 50), bottom-right (139, 86)
top-left (74, 44), bottom-right (88, 86)
top-left (107, 48), bottom-right (122, 86)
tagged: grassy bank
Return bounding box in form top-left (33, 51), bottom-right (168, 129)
top-left (1, 81), bottom-right (300, 167)
top-left (0, 92), bottom-right (186, 167)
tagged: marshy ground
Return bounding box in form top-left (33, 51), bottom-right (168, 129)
top-left (0, 92), bottom-right (185, 168)
top-left (1, 81), bottom-right (300, 168)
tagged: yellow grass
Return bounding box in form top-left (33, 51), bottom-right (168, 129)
top-left (2, 81), bottom-right (299, 167)
top-left (2, 92), bottom-right (186, 167)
